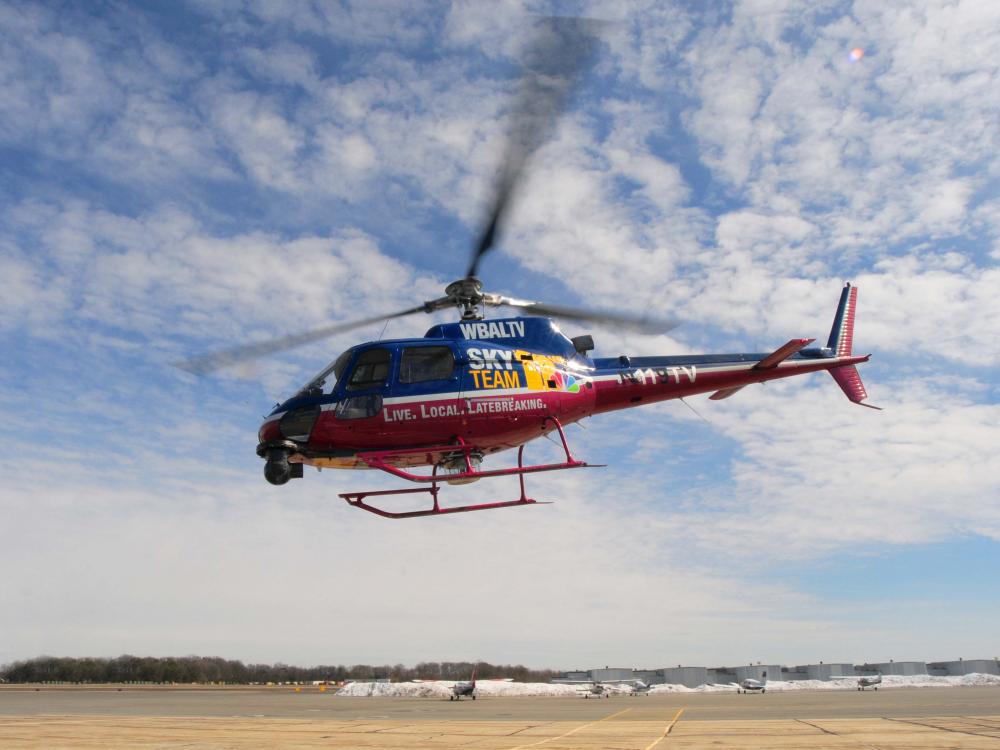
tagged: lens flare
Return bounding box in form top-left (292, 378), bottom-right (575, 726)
top-left (849, 47), bottom-right (865, 62)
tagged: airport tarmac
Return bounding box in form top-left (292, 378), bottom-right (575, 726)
top-left (1, 685), bottom-right (999, 748)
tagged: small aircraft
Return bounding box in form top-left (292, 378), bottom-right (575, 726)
top-left (831, 671), bottom-right (882, 691)
top-left (565, 678), bottom-right (649, 697)
top-left (450, 667), bottom-right (477, 701)
top-left (856, 673), bottom-right (882, 691)
top-left (737, 671), bottom-right (767, 694)
top-left (178, 19), bottom-right (876, 519)
top-left (575, 681), bottom-right (613, 698)
top-left (626, 680), bottom-right (652, 696)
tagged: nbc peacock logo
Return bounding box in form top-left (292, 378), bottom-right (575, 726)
top-left (553, 372), bottom-right (581, 393)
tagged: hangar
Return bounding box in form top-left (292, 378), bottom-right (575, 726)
top-left (784, 663), bottom-right (855, 680)
top-left (870, 661), bottom-right (927, 676)
top-left (660, 667), bottom-right (709, 689)
top-left (554, 656), bottom-right (998, 688)
top-left (929, 659), bottom-right (999, 676)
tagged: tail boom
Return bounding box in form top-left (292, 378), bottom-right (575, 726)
top-left (589, 283), bottom-right (876, 412)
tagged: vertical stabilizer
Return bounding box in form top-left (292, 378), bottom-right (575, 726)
top-left (827, 283), bottom-right (857, 357)
top-left (826, 283), bottom-right (880, 408)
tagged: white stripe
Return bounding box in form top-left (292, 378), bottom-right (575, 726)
top-left (384, 388), bottom-right (528, 405)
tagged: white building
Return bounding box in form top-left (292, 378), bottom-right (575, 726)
top-left (659, 667), bottom-right (709, 688)
top-left (870, 661), bottom-right (926, 676)
top-left (929, 659), bottom-right (999, 676)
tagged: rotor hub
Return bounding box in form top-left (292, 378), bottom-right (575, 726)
top-left (445, 277), bottom-right (486, 320)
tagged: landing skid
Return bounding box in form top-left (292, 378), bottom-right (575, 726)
top-left (339, 418), bottom-right (598, 519)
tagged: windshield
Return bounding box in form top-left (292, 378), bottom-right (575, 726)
top-left (297, 349), bottom-right (353, 395)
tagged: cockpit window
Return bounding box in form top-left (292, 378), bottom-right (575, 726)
top-left (399, 346), bottom-right (454, 383)
top-left (331, 350), bottom-right (352, 383)
top-left (298, 349), bottom-right (353, 395)
top-left (346, 348), bottom-right (391, 391)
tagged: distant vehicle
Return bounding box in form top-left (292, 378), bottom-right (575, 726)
top-left (857, 673), bottom-right (881, 691)
top-left (450, 666), bottom-right (477, 701)
top-left (737, 671), bottom-right (767, 694)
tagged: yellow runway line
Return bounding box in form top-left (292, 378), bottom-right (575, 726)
top-left (507, 707), bottom-right (632, 749)
top-left (643, 708), bottom-right (685, 750)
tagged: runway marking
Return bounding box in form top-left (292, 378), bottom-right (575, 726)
top-left (507, 707), bottom-right (632, 749)
top-left (643, 708), bottom-right (684, 750)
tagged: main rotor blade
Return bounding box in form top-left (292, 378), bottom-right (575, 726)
top-left (174, 302), bottom-right (445, 375)
top-left (490, 295), bottom-right (681, 335)
top-left (467, 17), bottom-right (605, 279)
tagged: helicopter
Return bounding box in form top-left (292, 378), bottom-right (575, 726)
top-left (178, 19), bottom-right (876, 519)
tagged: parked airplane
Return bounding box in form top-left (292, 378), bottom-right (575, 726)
top-left (737, 671), bottom-right (767, 693)
top-left (831, 671), bottom-right (882, 691)
top-left (566, 679), bottom-right (651, 697)
top-left (449, 666), bottom-right (477, 700)
top-left (857, 673), bottom-right (882, 691)
top-left (626, 680), bottom-right (652, 696)
top-left (580, 681), bottom-right (612, 698)
top-left (559, 680), bottom-right (612, 698)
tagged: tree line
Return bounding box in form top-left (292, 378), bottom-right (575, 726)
top-left (0, 656), bottom-right (559, 684)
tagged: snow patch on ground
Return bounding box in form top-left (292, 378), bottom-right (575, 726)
top-left (335, 680), bottom-right (595, 698)
top-left (336, 673), bottom-right (1000, 697)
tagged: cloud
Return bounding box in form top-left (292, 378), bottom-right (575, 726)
top-left (0, 198), bottom-right (448, 403)
top-left (677, 0), bottom-right (999, 261)
top-left (663, 374), bottom-right (1000, 560)
top-left (0, 454), bottom-right (836, 666)
top-left (202, 87), bottom-right (306, 190)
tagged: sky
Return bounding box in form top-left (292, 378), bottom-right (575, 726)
top-left (1, 0), bottom-right (998, 671)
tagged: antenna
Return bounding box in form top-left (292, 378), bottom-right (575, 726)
top-left (679, 397), bottom-right (710, 424)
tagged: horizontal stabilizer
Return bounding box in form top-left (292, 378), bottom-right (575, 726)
top-left (709, 339), bottom-right (814, 400)
top-left (754, 338), bottom-right (814, 370)
top-left (830, 365), bottom-right (881, 409)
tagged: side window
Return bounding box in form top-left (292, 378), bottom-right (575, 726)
top-left (346, 348), bottom-right (391, 391)
top-left (335, 394), bottom-right (383, 420)
top-left (399, 346), bottom-right (455, 384)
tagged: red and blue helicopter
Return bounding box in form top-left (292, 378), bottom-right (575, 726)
top-left (179, 19), bottom-right (876, 518)
top-left (185, 277), bottom-right (874, 519)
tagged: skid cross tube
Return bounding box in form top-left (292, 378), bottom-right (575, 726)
top-left (338, 417), bottom-right (595, 518)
